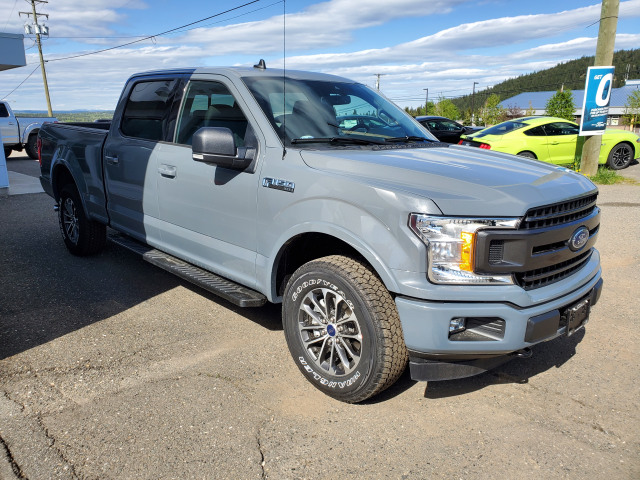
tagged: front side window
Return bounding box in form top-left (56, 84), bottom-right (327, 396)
top-left (121, 79), bottom-right (178, 141)
top-left (523, 126), bottom-right (546, 136)
top-left (0, 103), bottom-right (8, 118)
top-left (243, 76), bottom-right (435, 147)
top-left (175, 81), bottom-right (251, 147)
top-left (544, 122), bottom-right (579, 136)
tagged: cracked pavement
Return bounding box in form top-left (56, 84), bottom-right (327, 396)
top-left (1, 156), bottom-right (639, 479)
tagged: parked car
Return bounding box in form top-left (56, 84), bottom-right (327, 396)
top-left (337, 115), bottom-right (404, 137)
top-left (39, 66), bottom-right (602, 403)
top-left (459, 116), bottom-right (640, 169)
top-left (416, 115), bottom-right (483, 144)
top-left (0, 100), bottom-right (57, 159)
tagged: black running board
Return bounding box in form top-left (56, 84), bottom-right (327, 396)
top-left (109, 233), bottom-right (267, 308)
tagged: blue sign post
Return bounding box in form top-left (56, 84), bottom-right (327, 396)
top-left (579, 66), bottom-right (615, 136)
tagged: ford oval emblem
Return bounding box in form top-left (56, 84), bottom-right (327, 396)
top-left (568, 226), bottom-right (589, 252)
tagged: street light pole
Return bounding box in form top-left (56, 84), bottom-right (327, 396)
top-left (471, 82), bottom-right (479, 125)
top-left (423, 88), bottom-right (429, 114)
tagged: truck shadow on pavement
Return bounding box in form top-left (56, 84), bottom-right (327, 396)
top-left (422, 328), bottom-right (586, 399)
top-left (0, 193), bottom-right (282, 360)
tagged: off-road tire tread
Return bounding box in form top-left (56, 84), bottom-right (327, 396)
top-left (25, 133), bottom-right (38, 160)
top-left (286, 255), bottom-right (408, 403)
top-left (59, 184), bottom-right (107, 256)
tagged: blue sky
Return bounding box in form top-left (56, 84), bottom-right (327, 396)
top-left (1, 0), bottom-right (639, 111)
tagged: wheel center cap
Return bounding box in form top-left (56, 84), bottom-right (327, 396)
top-left (326, 324), bottom-right (337, 337)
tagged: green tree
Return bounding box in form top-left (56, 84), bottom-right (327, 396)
top-left (622, 90), bottom-right (640, 132)
top-left (434, 97), bottom-right (459, 120)
top-left (545, 89), bottom-right (576, 121)
top-left (482, 94), bottom-right (507, 125)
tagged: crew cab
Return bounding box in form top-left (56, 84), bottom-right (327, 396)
top-left (38, 64), bottom-right (603, 403)
top-left (0, 100), bottom-right (57, 159)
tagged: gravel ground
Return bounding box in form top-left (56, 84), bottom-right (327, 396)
top-left (1, 155), bottom-right (638, 479)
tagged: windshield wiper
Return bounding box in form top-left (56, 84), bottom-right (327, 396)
top-left (291, 136), bottom-right (386, 145)
top-left (384, 135), bottom-right (436, 143)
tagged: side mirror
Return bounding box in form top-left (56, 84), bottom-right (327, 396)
top-left (192, 127), bottom-right (255, 170)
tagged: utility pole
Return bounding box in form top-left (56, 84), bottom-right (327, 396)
top-left (374, 74), bottom-right (385, 91)
top-left (423, 88), bottom-right (429, 114)
top-left (471, 82), bottom-right (478, 125)
top-left (581, 0), bottom-right (619, 177)
top-left (20, 0), bottom-right (52, 116)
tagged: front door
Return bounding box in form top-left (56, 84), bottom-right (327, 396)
top-left (154, 77), bottom-right (263, 288)
top-left (0, 103), bottom-right (19, 146)
top-left (543, 122), bottom-right (580, 165)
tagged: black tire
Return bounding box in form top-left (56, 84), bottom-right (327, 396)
top-left (517, 151), bottom-right (537, 159)
top-left (606, 142), bottom-right (633, 170)
top-left (58, 184), bottom-right (106, 256)
top-left (283, 255), bottom-right (408, 403)
top-left (3, 147), bottom-right (11, 158)
top-left (25, 133), bottom-right (38, 160)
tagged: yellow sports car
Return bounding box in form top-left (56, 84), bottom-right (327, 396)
top-left (459, 116), bottom-right (639, 169)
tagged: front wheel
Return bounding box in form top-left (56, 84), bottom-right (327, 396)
top-left (58, 184), bottom-right (106, 256)
top-left (283, 255), bottom-right (408, 403)
top-left (25, 133), bottom-right (38, 160)
top-left (606, 142), bottom-right (633, 170)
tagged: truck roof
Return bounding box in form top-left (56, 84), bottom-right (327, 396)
top-left (127, 66), bottom-right (357, 84)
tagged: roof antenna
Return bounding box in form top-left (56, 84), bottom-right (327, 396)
top-left (254, 59), bottom-right (266, 70)
top-left (282, 0), bottom-right (287, 160)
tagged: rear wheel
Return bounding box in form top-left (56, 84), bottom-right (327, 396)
top-left (517, 151), bottom-right (537, 159)
top-left (283, 255), bottom-right (408, 403)
top-left (25, 133), bottom-right (38, 159)
top-left (58, 184), bottom-right (106, 256)
top-left (606, 142), bottom-right (633, 170)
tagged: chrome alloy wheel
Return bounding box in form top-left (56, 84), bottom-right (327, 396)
top-left (297, 287), bottom-right (363, 376)
top-left (62, 197), bottom-right (80, 245)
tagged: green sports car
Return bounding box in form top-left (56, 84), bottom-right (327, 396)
top-left (459, 116), bottom-right (640, 169)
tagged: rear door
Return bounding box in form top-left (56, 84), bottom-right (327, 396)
top-left (103, 76), bottom-right (181, 244)
top-left (0, 103), bottom-right (19, 146)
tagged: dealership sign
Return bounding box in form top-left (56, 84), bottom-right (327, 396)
top-left (579, 66), bottom-right (615, 136)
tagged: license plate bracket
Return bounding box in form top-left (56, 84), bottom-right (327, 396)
top-left (564, 297), bottom-right (591, 336)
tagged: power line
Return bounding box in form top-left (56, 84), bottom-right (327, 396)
top-left (1, 65), bottom-right (41, 100)
top-left (42, 0), bottom-right (264, 63)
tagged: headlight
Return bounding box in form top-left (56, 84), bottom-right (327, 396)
top-left (409, 214), bottom-right (519, 285)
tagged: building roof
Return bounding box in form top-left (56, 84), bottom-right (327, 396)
top-left (500, 83), bottom-right (640, 112)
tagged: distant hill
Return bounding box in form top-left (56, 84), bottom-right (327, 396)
top-left (15, 111), bottom-right (114, 122)
top-left (452, 48), bottom-right (640, 113)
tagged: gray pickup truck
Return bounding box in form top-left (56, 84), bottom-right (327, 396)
top-left (39, 64), bottom-right (603, 403)
top-left (1, 100), bottom-right (57, 159)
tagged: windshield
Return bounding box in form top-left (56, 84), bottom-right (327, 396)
top-left (242, 76), bottom-right (436, 147)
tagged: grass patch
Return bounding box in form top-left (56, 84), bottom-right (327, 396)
top-left (587, 167), bottom-right (634, 185)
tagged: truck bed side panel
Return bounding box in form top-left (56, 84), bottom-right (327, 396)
top-left (39, 123), bottom-right (109, 224)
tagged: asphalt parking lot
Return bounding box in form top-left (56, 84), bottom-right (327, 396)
top-left (1, 154), bottom-right (639, 479)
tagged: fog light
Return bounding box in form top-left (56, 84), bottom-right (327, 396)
top-left (449, 317), bottom-right (466, 334)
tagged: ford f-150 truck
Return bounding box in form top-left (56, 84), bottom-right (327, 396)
top-left (38, 64), bottom-right (603, 403)
top-left (1, 100), bottom-right (57, 159)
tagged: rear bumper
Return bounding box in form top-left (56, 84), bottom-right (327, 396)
top-left (396, 273), bottom-right (602, 381)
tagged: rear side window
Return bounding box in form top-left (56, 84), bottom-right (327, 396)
top-left (480, 121), bottom-right (528, 136)
top-left (0, 103), bottom-right (8, 118)
top-left (524, 126), bottom-right (546, 136)
top-left (121, 79), bottom-right (178, 141)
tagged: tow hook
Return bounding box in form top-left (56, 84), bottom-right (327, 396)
top-left (512, 347), bottom-right (532, 359)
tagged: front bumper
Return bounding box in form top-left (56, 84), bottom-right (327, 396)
top-left (395, 272), bottom-right (603, 381)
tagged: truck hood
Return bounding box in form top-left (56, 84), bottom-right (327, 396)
top-left (300, 145), bottom-right (597, 217)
